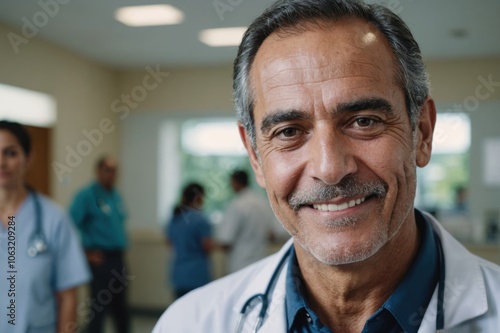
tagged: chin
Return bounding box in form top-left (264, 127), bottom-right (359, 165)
top-left (311, 241), bottom-right (386, 266)
top-left (297, 226), bottom-right (389, 266)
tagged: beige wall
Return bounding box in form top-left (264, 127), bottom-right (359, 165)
top-left (426, 58), bottom-right (500, 102)
top-left (118, 65), bottom-right (234, 113)
top-left (0, 23), bottom-right (120, 206)
top-left (118, 58), bottom-right (500, 113)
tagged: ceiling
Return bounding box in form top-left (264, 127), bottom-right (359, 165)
top-left (0, 0), bottom-right (499, 69)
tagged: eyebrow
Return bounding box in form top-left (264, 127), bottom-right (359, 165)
top-left (259, 97), bottom-right (396, 135)
top-left (260, 110), bottom-right (311, 135)
top-left (2, 145), bottom-right (20, 151)
top-left (336, 97), bottom-right (395, 116)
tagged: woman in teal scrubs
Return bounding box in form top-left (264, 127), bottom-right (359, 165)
top-left (0, 120), bottom-right (90, 333)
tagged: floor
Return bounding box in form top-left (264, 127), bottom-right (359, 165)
top-left (103, 314), bottom-right (159, 333)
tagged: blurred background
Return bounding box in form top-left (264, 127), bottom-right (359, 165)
top-left (1, 0), bottom-right (499, 331)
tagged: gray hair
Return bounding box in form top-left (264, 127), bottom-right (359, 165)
top-left (233, 0), bottom-right (429, 148)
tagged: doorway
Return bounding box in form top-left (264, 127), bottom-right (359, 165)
top-left (25, 125), bottom-right (52, 196)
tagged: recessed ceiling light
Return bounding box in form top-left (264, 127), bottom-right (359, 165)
top-left (198, 27), bottom-right (247, 47)
top-left (114, 5), bottom-right (184, 27)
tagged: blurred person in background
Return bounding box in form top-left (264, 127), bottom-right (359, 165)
top-left (166, 182), bottom-right (213, 299)
top-left (454, 185), bottom-right (468, 213)
top-left (216, 170), bottom-right (282, 273)
top-left (70, 156), bottom-right (130, 333)
top-left (0, 120), bottom-right (90, 333)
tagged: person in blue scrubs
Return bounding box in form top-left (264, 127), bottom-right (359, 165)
top-left (166, 182), bottom-right (213, 299)
top-left (70, 156), bottom-right (130, 333)
top-left (0, 120), bottom-right (91, 333)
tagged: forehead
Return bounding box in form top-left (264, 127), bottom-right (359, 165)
top-left (250, 19), bottom-right (399, 113)
top-left (100, 159), bottom-right (117, 170)
top-left (0, 130), bottom-right (21, 145)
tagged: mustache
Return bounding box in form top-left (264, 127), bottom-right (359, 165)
top-left (288, 176), bottom-right (387, 211)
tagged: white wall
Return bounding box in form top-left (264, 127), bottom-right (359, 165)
top-left (469, 102), bottom-right (500, 236)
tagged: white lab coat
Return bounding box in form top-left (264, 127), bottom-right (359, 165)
top-left (153, 213), bottom-right (500, 332)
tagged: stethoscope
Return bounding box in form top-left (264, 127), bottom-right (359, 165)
top-left (27, 189), bottom-right (49, 257)
top-left (235, 215), bottom-right (446, 333)
top-left (93, 186), bottom-right (113, 216)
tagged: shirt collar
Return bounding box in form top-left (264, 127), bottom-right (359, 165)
top-left (285, 246), bottom-right (307, 331)
top-left (381, 210), bottom-right (439, 333)
top-left (285, 210), bottom-right (439, 333)
top-left (92, 181), bottom-right (115, 195)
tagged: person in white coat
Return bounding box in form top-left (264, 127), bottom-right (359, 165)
top-left (153, 0), bottom-right (500, 332)
top-left (217, 170), bottom-right (284, 273)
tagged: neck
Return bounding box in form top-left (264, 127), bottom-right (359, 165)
top-left (98, 182), bottom-right (113, 191)
top-left (0, 184), bottom-right (29, 227)
top-left (235, 186), bottom-right (246, 193)
top-left (296, 214), bottom-right (420, 333)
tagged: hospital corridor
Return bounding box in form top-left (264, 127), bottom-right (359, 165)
top-left (0, 0), bottom-right (499, 332)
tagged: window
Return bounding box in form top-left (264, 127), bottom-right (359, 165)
top-left (0, 83), bottom-right (56, 127)
top-left (181, 119), bottom-right (254, 222)
top-left (158, 118), bottom-right (256, 225)
top-left (416, 112), bottom-right (470, 211)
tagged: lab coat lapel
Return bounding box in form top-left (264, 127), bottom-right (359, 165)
top-left (419, 213), bottom-right (488, 331)
top-left (232, 239), bottom-right (292, 333)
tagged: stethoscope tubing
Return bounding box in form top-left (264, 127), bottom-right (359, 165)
top-left (27, 189), bottom-right (48, 257)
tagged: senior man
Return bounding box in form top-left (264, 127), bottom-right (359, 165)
top-left (153, 0), bottom-right (500, 332)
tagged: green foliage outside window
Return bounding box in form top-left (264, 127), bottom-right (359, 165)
top-left (418, 152), bottom-right (469, 210)
top-left (179, 153), bottom-right (253, 215)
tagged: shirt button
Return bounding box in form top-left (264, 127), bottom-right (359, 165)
top-left (305, 312), bottom-right (312, 323)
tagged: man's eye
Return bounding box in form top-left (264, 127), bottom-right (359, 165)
top-left (278, 128), bottom-right (298, 138)
top-left (354, 117), bottom-right (376, 128)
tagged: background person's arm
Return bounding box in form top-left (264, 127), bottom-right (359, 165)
top-left (56, 287), bottom-right (77, 333)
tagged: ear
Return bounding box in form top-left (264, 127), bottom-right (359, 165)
top-left (238, 123), bottom-right (266, 188)
top-left (416, 97), bottom-right (437, 167)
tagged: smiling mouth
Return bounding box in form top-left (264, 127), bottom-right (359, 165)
top-left (312, 197), bottom-right (366, 212)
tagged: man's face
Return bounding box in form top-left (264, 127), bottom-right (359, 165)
top-left (240, 20), bottom-right (435, 265)
top-left (97, 159), bottom-right (117, 190)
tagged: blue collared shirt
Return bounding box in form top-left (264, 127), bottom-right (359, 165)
top-left (285, 211), bottom-right (439, 333)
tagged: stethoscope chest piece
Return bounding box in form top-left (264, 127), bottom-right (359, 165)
top-left (28, 235), bottom-right (48, 257)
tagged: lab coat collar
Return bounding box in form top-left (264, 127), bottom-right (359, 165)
top-left (232, 239), bottom-right (292, 333)
top-left (420, 212), bottom-right (488, 331)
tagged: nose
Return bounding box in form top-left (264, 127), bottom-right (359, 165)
top-left (307, 125), bottom-right (358, 185)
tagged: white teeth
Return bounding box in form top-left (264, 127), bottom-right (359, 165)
top-left (313, 197), bottom-right (366, 212)
top-left (338, 202), bottom-right (348, 210)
